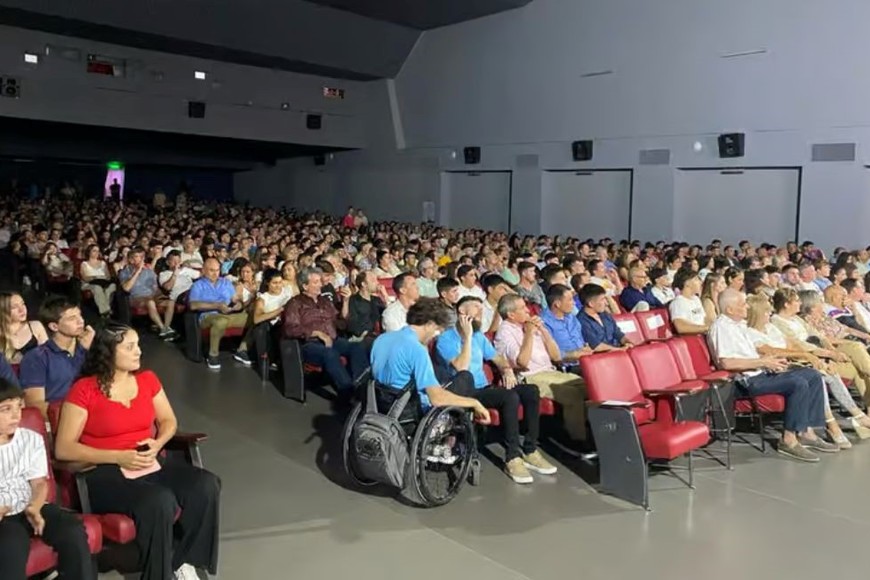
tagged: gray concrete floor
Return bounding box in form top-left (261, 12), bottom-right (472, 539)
top-left (101, 337), bottom-right (870, 579)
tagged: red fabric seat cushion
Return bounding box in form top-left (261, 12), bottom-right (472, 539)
top-left (540, 397), bottom-right (556, 416)
top-left (26, 514), bottom-right (102, 577)
top-left (734, 394), bottom-right (786, 414)
top-left (304, 356), bottom-right (348, 374)
top-left (638, 420), bottom-right (710, 460)
top-left (98, 513), bottom-right (138, 544)
top-left (700, 370), bottom-right (731, 382)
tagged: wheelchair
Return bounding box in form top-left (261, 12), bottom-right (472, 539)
top-left (341, 381), bottom-right (482, 507)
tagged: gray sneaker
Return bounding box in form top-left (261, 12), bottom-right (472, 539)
top-left (777, 441), bottom-right (820, 462)
top-left (798, 435), bottom-right (840, 454)
top-left (206, 355), bottom-right (221, 370)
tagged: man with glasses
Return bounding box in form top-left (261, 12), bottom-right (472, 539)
top-left (619, 266), bottom-right (662, 313)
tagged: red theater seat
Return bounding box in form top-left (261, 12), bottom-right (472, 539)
top-left (635, 308), bottom-right (673, 342)
top-left (46, 403), bottom-right (206, 558)
top-left (612, 312), bottom-right (645, 346)
top-left (20, 408), bottom-right (102, 578)
top-left (580, 351), bottom-right (709, 509)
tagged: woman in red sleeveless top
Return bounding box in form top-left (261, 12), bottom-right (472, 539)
top-left (55, 324), bottom-right (220, 580)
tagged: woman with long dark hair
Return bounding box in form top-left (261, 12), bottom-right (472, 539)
top-left (54, 324), bottom-right (220, 580)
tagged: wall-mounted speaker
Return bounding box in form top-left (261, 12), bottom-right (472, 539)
top-left (1, 77), bottom-right (20, 98)
top-left (188, 101), bottom-right (206, 118)
top-left (717, 133), bottom-right (745, 158)
top-left (463, 146), bottom-right (481, 164)
top-left (306, 114), bottom-right (322, 130)
top-left (571, 140), bottom-right (593, 161)
top-left (313, 154), bottom-right (326, 166)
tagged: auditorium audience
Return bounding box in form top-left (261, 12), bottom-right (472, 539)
top-left (188, 258), bottom-right (248, 369)
top-left (577, 284), bottom-right (633, 351)
top-left (708, 289), bottom-right (834, 462)
top-left (346, 271), bottom-right (387, 339)
top-left (701, 273), bottom-right (725, 326)
top-left (542, 284), bottom-right (592, 364)
top-left (54, 324), bottom-right (220, 580)
top-left (669, 269), bottom-right (709, 335)
top-left (119, 247), bottom-right (173, 338)
top-left (649, 267), bottom-right (675, 306)
top-left (79, 244), bottom-right (116, 318)
top-left (619, 267), bottom-right (662, 313)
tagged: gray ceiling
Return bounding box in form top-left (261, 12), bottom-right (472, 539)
top-left (0, 0), bottom-right (531, 80)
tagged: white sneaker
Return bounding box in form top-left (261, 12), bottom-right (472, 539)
top-left (174, 563), bottom-right (199, 580)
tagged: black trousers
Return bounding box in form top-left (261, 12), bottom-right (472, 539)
top-left (84, 460), bottom-right (221, 580)
top-left (0, 503), bottom-right (96, 580)
top-left (447, 370), bottom-right (542, 461)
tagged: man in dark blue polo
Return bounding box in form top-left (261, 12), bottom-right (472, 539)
top-left (19, 296), bottom-right (94, 417)
top-left (619, 266), bottom-right (663, 313)
top-left (578, 284), bottom-right (633, 351)
top-left (541, 284), bottom-right (593, 365)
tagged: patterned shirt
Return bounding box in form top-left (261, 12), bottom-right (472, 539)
top-left (0, 428), bottom-right (46, 515)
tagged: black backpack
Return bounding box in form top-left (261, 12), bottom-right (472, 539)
top-left (350, 380), bottom-right (414, 489)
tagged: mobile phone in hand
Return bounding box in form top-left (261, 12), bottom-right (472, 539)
top-left (136, 444), bottom-right (150, 453)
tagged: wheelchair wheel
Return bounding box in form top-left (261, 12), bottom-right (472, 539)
top-left (409, 406), bottom-right (477, 507)
top-left (341, 401), bottom-right (378, 487)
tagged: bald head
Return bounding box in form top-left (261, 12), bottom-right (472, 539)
top-left (718, 288), bottom-right (747, 320)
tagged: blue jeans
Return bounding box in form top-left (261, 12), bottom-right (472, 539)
top-left (741, 367), bottom-right (826, 433)
top-left (301, 338), bottom-right (369, 391)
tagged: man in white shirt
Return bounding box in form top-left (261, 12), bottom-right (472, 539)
top-left (382, 272), bottom-right (419, 332)
top-left (708, 289), bottom-right (834, 462)
top-left (456, 265), bottom-right (486, 301)
top-left (669, 269), bottom-right (708, 335)
top-left (158, 250), bottom-right (201, 338)
top-left (842, 279), bottom-right (870, 331)
top-left (0, 380), bottom-right (96, 579)
top-left (797, 263), bottom-right (823, 294)
top-left (179, 237), bottom-right (204, 270)
top-left (481, 274), bottom-right (513, 334)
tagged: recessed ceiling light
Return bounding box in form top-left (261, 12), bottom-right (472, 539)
top-left (281, 102), bottom-right (290, 110)
top-left (24, 53), bottom-right (38, 64)
top-left (194, 70), bottom-right (207, 80)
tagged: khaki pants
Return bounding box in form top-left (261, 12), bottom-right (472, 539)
top-left (523, 369), bottom-right (587, 440)
top-left (200, 313), bottom-right (248, 357)
top-left (84, 283), bottom-right (116, 315)
top-left (837, 340), bottom-right (870, 402)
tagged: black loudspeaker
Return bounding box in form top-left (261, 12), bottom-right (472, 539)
top-left (1, 77), bottom-right (20, 98)
top-left (188, 101), bottom-right (206, 119)
top-left (718, 133), bottom-right (745, 158)
top-left (313, 154), bottom-right (326, 166)
top-left (306, 114), bottom-right (322, 130)
top-left (463, 146), bottom-right (481, 165)
top-left (571, 140), bottom-right (593, 161)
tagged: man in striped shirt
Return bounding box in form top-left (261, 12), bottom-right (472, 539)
top-left (0, 379), bottom-right (96, 579)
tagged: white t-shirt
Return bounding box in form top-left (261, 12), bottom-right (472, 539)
top-left (382, 300), bottom-right (409, 332)
top-left (669, 294), bottom-right (705, 326)
top-left (259, 288), bottom-right (293, 324)
top-left (481, 300), bottom-right (497, 333)
top-left (457, 284), bottom-right (486, 301)
top-left (746, 323), bottom-right (788, 350)
top-left (707, 315), bottom-right (763, 377)
top-left (158, 267), bottom-right (201, 301)
top-left (0, 428), bottom-right (47, 515)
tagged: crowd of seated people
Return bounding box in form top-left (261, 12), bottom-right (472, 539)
top-left (5, 191), bottom-right (870, 512)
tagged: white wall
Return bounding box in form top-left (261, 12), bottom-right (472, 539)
top-left (0, 25), bottom-right (368, 147)
top-left (376, 0), bottom-right (870, 250)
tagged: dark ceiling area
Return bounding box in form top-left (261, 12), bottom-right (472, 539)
top-left (306, 0), bottom-right (531, 30)
top-left (0, 0), bottom-right (532, 80)
top-left (0, 116), bottom-right (347, 171)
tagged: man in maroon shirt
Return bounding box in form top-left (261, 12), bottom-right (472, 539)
top-left (283, 267), bottom-right (368, 394)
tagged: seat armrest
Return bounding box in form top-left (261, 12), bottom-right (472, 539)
top-left (164, 433), bottom-right (207, 468)
top-left (167, 431), bottom-right (208, 444)
top-left (587, 400), bottom-right (648, 409)
top-left (644, 386), bottom-right (705, 396)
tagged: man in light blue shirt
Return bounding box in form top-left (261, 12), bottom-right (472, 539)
top-left (188, 258), bottom-right (247, 369)
top-left (541, 284), bottom-right (592, 363)
top-left (435, 296), bottom-right (556, 484)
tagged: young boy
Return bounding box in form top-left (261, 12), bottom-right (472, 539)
top-left (0, 378), bottom-right (96, 580)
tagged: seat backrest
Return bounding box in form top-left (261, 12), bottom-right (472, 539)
top-left (378, 279), bottom-right (397, 303)
top-left (683, 334), bottom-right (716, 375)
top-left (579, 351), bottom-right (645, 404)
top-left (526, 301), bottom-right (542, 316)
top-left (666, 337), bottom-right (698, 381)
top-left (628, 342), bottom-right (684, 391)
top-left (19, 408), bottom-right (57, 503)
top-left (636, 308), bottom-right (673, 341)
top-left (612, 312), bottom-right (645, 345)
